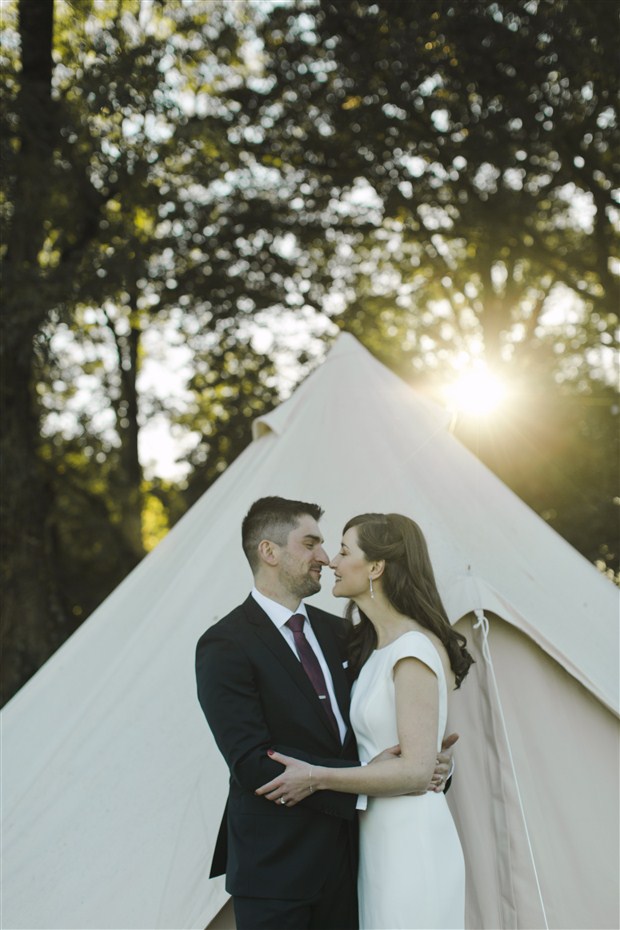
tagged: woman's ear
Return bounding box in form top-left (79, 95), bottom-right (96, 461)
top-left (370, 559), bottom-right (385, 580)
top-left (258, 538), bottom-right (279, 566)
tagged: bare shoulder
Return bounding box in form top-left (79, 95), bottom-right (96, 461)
top-left (397, 629), bottom-right (456, 691)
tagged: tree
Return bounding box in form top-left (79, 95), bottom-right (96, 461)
top-left (239, 0), bottom-right (617, 359)
top-left (231, 0), bottom-right (619, 570)
top-left (171, 327), bottom-right (281, 509)
top-left (1, 0), bottom-right (62, 702)
top-left (0, 0), bottom-right (304, 703)
top-left (1, 0), bottom-right (617, 706)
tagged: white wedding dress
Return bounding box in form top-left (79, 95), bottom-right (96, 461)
top-left (350, 631), bottom-right (465, 930)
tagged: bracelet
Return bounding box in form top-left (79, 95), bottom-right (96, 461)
top-left (309, 765), bottom-right (314, 793)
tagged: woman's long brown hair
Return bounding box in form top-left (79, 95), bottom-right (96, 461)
top-left (345, 513), bottom-right (473, 686)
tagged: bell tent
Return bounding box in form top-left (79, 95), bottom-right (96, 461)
top-left (1, 333), bottom-right (618, 930)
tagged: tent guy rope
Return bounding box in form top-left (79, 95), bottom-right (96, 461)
top-left (473, 608), bottom-right (550, 930)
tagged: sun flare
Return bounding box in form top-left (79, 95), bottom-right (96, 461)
top-left (444, 368), bottom-right (508, 417)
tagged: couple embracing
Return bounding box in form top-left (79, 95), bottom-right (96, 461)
top-left (195, 496), bottom-right (473, 930)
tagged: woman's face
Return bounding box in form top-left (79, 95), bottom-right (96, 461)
top-left (330, 526), bottom-right (371, 599)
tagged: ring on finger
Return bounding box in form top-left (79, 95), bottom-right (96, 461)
top-left (279, 797), bottom-right (286, 805)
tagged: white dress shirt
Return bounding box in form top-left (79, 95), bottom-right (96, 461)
top-left (251, 588), bottom-right (368, 811)
top-left (251, 588), bottom-right (347, 743)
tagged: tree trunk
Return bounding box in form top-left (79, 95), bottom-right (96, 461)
top-left (117, 313), bottom-right (145, 559)
top-left (104, 295), bottom-right (146, 561)
top-left (0, 0), bottom-right (64, 706)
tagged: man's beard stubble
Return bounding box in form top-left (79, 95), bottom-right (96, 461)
top-left (280, 564), bottom-right (322, 601)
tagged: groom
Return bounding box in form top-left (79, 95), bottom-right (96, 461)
top-left (195, 496), bottom-right (454, 930)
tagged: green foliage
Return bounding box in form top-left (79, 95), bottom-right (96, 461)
top-left (1, 0), bottom-right (617, 705)
top-left (452, 358), bottom-right (619, 579)
top-left (245, 0), bottom-right (618, 367)
top-left (242, 0), bottom-right (619, 575)
top-left (0, 0), bottom-right (296, 703)
top-left (173, 327), bottom-right (281, 507)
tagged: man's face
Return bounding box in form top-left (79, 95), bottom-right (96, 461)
top-left (276, 514), bottom-right (330, 601)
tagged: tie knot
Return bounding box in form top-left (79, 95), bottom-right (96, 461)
top-left (287, 614), bottom-right (305, 635)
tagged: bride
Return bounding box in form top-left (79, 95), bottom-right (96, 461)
top-left (257, 512), bottom-right (474, 930)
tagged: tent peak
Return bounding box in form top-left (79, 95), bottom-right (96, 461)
top-left (252, 332), bottom-right (367, 440)
top-left (252, 331), bottom-right (450, 440)
top-left (328, 331), bottom-right (368, 355)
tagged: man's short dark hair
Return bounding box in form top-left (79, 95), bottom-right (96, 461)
top-left (242, 496), bottom-right (324, 572)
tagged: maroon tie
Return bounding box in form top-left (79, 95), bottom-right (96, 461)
top-left (286, 614), bottom-right (340, 737)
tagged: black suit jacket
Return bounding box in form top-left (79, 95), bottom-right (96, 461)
top-left (195, 595), bottom-right (360, 900)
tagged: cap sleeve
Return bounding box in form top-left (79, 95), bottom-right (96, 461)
top-left (388, 631), bottom-right (443, 681)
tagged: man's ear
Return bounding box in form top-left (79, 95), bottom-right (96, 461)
top-left (258, 538), bottom-right (279, 566)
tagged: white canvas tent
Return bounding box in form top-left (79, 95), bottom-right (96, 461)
top-left (1, 333), bottom-right (618, 930)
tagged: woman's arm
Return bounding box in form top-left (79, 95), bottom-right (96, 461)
top-left (196, 629), bottom-right (359, 818)
top-left (256, 656), bottom-right (440, 805)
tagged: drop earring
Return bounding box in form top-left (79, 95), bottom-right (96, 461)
top-left (369, 577), bottom-right (374, 599)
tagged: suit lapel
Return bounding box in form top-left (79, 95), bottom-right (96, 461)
top-left (242, 597), bottom-right (340, 743)
top-left (243, 596), bottom-right (350, 745)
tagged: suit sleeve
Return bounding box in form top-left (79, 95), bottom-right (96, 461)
top-left (196, 630), bottom-right (358, 820)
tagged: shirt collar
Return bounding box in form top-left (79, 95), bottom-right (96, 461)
top-left (251, 587), bottom-right (309, 630)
